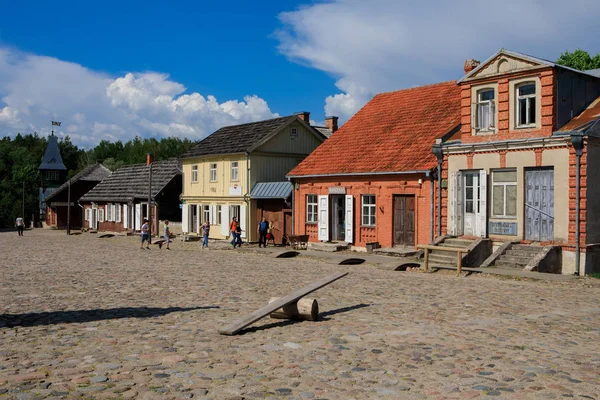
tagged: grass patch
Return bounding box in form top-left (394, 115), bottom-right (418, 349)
top-left (588, 273), bottom-right (600, 279)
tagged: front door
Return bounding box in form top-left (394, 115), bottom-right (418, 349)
top-left (393, 195), bottom-right (415, 246)
top-left (330, 195), bottom-right (345, 241)
top-left (525, 168), bottom-right (554, 241)
top-left (463, 172), bottom-right (479, 236)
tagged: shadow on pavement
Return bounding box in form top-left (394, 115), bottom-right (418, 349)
top-left (320, 303), bottom-right (371, 320)
top-left (0, 306), bottom-right (219, 328)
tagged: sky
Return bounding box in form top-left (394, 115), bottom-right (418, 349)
top-left (1, 0), bottom-right (600, 147)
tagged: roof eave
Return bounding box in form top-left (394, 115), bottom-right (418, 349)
top-left (287, 170), bottom-right (432, 179)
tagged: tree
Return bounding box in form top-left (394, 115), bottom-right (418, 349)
top-left (556, 49), bottom-right (600, 71)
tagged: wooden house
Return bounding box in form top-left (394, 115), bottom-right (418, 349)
top-left (180, 113), bottom-right (327, 243)
top-left (79, 156), bottom-right (181, 234)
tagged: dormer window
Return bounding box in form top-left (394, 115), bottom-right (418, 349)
top-left (475, 89), bottom-right (495, 132)
top-left (517, 83), bottom-right (536, 127)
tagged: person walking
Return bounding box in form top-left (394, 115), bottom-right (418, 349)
top-left (159, 220), bottom-right (172, 250)
top-left (15, 216), bottom-right (24, 236)
top-left (229, 216), bottom-right (238, 247)
top-left (257, 217), bottom-right (269, 248)
top-left (140, 219), bottom-right (151, 250)
top-left (201, 220), bottom-right (210, 249)
top-left (234, 223), bottom-right (244, 248)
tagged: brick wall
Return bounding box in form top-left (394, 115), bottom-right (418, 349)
top-left (293, 174), bottom-right (437, 248)
top-left (567, 143), bottom-right (587, 249)
top-left (460, 68), bottom-right (555, 144)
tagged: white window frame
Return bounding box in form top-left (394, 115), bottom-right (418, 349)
top-left (361, 195), bottom-right (376, 227)
top-left (98, 208), bottom-right (105, 223)
top-left (475, 89), bottom-right (496, 132)
top-left (115, 204), bottom-right (122, 223)
top-left (217, 205), bottom-right (222, 225)
top-left (191, 165), bottom-right (198, 183)
top-left (203, 205), bottom-right (210, 224)
top-left (231, 161), bottom-right (239, 182)
top-left (106, 203), bottom-right (112, 222)
top-left (306, 194), bottom-right (318, 223)
top-left (516, 82), bottom-right (536, 128)
top-left (492, 169), bottom-right (517, 218)
top-left (210, 163), bottom-right (218, 182)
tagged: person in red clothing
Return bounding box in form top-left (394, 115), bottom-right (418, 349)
top-left (229, 217), bottom-right (238, 247)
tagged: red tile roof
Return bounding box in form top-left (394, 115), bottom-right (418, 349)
top-left (558, 96), bottom-right (600, 132)
top-left (288, 81), bottom-right (461, 177)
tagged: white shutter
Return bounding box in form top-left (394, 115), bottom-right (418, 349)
top-left (210, 205), bottom-right (216, 225)
top-left (116, 204), bottom-right (122, 223)
top-left (123, 204), bottom-right (129, 229)
top-left (240, 204), bottom-right (247, 238)
top-left (182, 203), bottom-right (189, 233)
top-left (135, 204), bottom-right (141, 231)
top-left (92, 209), bottom-right (98, 230)
top-left (85, 208), bottom-right (90, 222)
top-left (196, 204), bottom-right (201, 233)
top-left (456, 171), bottom-right (464, 236)
top-left (106, 203), bottom-right (111, 221)
top-left (221, 204), bottom-right (230, 236)
top-left (478, 169), bottom-right (487, 237)
top-left (345, 195), bottom-right (353, 243)
top-left (318, 195), bottom-right (329, 241)
top-left (448, 172), bottom-right (456, 236)
top-left (86, 208), bottom-right (92, 228)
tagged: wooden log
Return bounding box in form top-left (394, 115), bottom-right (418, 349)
top-left (424, 248), bottom-right (429, 272)
top-left (457, 251), bottom-right (462, 276)
top-left (268, 297), bottom-right (318, 321)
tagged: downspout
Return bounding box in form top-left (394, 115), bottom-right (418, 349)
top-left (289, 177), bottom-right (295, 235)
top-left (245, 152), bottom-right (250, 241)
top-left (570, 133), bottom-right (584, 276)
top-left (432, 144), bottom-right (443, 238)
top-left (430, 175), bottom-right (434, 243)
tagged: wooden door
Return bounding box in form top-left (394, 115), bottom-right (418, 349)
top-left (393, 195), bottom-right (415, 246)
top-left (525, 168), bottom-right (554, 241)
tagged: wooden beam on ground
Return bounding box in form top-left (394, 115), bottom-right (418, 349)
top-left (218, 271), bottom-right (348, 335)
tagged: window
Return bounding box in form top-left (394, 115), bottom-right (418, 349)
top-left (191, 165), bottom-right (198, 182)
top-left (230, 205), bottom-right (240, 220)
top-left (231, 161), bottom-right (239, 181)
top-left (210, 163), bottom-right (218, 182)
top-left (361, 195), bottom-right (376, 226)
top-left (290, 127), bottom-right (298, 139)
top-left (106, 203), bottom-right (112, 222)
top-left (492, 170), bottom-right (517, 218)
top-left (517, 83), bottom-right (536, 127)
top-left (217, 205), bottom-right (222, 225)
top-left (475, 89), bottom-right (495, 131)
top-left (46, 170), bottom-right (59, 181)
top-left (116, 204), bottom-right (122, 223)
top-left (203, 205), bottom-right (210, 224)
top-left (306, 195), bottom-right (318, 223)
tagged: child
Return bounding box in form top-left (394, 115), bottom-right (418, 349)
top-left (159, 220), bottom-right (171, 250)
top-left (201, 220), bottom-right (210, 249)
top-left (140, 218), bottom-right (150, 250)
top-left (234, 223), bottom-right (243, 248)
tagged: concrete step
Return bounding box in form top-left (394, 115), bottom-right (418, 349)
top-left (444, 238), bottom-right (474, 247)
top-left (493, 260), bottom-right (526, 269)
top-left (511, 244), bottom-right (544, 251)
top-left (429, 254), bottom-right (457, 266)
top-left (308, 242), bottom-right (349, 252)
top-left (505, 249), bottom-right (542, 258)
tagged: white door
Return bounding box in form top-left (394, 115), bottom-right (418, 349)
top-left (345, 195), bottom-right (353, 243)
top-left (181, 203), bottom-right (189, 233)
top-left (221, 204), bottom-right (230, 236)
top-left (463, 171), bottom-right (485, 236)
top-left (240, 204), bottom-right (247, 238)
top-left (135, 204), bottom-right (141, 231)
top-left (318, 195), bottom-right (329, 241)
top-left (92, 209), bottom-right (97, 230)
top-left (87, 208), bottom-right (93, 229)
top-left (123, 204), bottom-right (129, 229)
top-left (477, 169), bottom-right (487, 237)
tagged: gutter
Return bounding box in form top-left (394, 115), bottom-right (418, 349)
top-left (287, 170), bottom-right (431, 179)
top-left (570, 133), bottom-right (584, 276)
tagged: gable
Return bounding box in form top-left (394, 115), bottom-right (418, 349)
top-left (469, 54), bottom-right (540, 81)
top-left (254, 120), bottom-right (324, 155)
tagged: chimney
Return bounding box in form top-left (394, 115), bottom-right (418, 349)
top-left (464, 59), bottom-right (481, 74)
top-left (325, 116), bottom-right (339, 133)
top-left (146, 153), bottom-right (153, 166)
top-left (295, 111), bottom-right (310, 123)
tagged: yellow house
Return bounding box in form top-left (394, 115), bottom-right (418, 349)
top-left (180, 113), bottom-right (329, 243)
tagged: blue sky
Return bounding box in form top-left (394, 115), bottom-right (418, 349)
top-left (1, 0), bottom-right (600, 147)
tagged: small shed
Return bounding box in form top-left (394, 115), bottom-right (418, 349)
top-left (250, 182), bottom-right (293, 245)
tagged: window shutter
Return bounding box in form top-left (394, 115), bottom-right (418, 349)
top-left (112, 204), bottom-right (117, 222)
top-left (221, 205), bottom-right (230, 236)
top-left (478, 170), bottom-right (487, 237)
top-left (123, 204), bottom-right (129, 229)
top-left (456, 171), bottom-right (464, 236)
top-left (181, 203), bottom-right (189, 233)
top-left (116, 204), bottom-right (122, 223)
top-left (344, 195), bottom-right (353, 244)
top-left (240, 205), bottom-right (247, 239)
top-left (448, 172), bottom-right (456, 236)
top-left (490, 101), bottom-right (496, 128)
top-left (318, 195), bottom-right (329, 241)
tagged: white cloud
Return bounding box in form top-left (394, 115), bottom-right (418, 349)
top-left (0, 47), bottom-right (278, 147)
top-left (276, 0), bottom-right (600, 122)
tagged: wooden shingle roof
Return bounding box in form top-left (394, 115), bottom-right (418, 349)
top-left (181, 116), bottom-right (294, 158)
top-left (80, 159), bottom-right (181, 203)
top-left (44, 163), bottom-right (112, 203)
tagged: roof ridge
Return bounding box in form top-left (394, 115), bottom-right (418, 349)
top-left (214, 115), bottom-right (292, 131)
top-left (373, 80), bottom-right (458, 97)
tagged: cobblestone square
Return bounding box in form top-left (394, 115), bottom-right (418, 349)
top-left (1, 230), bottom-right (600, 399)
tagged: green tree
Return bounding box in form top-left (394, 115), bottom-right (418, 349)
top-left (556, 49), bottom-right (600, 71)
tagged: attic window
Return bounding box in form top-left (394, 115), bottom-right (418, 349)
top-left (290, 127), bottom-right (298, 139)
top-left (474, 89), bottom-right (495, 132)
top-left (46, 170), bottom-right (59, 181)
top-left (516, 83), bottom-right (536, 128)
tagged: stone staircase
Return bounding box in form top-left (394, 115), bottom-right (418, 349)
top-left (428, 237), bottom-right (476, 266)
top-left (491, 244), bottom-right (545, 269)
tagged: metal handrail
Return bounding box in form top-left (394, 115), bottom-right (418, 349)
top-left (525, 203), bottom-right (554, 219)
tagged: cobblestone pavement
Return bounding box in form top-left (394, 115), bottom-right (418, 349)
top-left (1, 230), bottom-right (600, 400)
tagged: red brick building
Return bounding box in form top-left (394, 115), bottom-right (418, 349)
top-left (287, 81), bottom-right (461, 249)
top-left (441, 49), bottom-right (600, 274)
